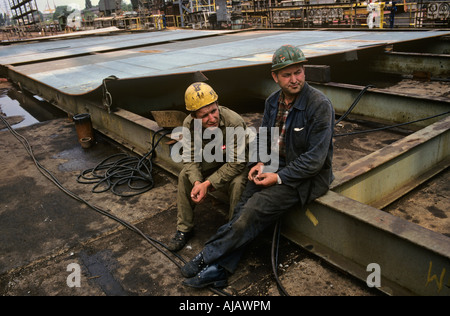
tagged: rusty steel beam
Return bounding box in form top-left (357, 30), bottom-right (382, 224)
top-left (310, 82), bottom-right (450, 128)
top-left (369, 51), bottom-right (450, 79)
top-left (93, 108), bottom-right (182, 175)
top-left (332, 115), bottom-right (450, 209)
top-left (282, 190), bottom-right (450, 296)
top-left (5, 67), bottom-right (183, 175)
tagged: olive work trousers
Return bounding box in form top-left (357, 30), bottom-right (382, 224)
top-left (201, 180), bottom-right (302, 274)
top-left (176, 162), bottom-right (248, 233)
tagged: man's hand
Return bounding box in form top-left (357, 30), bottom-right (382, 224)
top-left (249, 163), bottom-right (278, 187)
top-left (253, 172), bottom-right (278, 187)
top-left (190, 180), bottom-right (211, 204)
top-left (248, 162), bottom-right (264, 181)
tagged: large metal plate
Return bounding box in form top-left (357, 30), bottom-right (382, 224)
top-left (3, 30), bottom-right (449, 96)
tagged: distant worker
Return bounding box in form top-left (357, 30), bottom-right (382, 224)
top-left (162, 14), bottom-right (167, 28)
top-left (167, 82), bottom-right (249, 252)
top-left (388, 2), bottom-right (398, 28)
top-left (367, 0), bottom-right (376, 28)
top-left (180, 45), bottom-right (335, 289)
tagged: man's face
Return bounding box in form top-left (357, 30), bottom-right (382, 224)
top-left (193, 102), bottom-right (220, 129)
top-left (272, 64), bottom-right (305, 98)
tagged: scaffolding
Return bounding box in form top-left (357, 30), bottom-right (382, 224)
top-left (9, 0), bottom-right (39, 25)
top-left (88, 0), bottom-right (448, 30)
top-left (176, 0), bottom-right (217, 27)
top-left (241, 0), bottom-right (449, 29)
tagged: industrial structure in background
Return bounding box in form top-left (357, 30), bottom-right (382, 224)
top-left (0, 0), bottom-right (448, 40)
top-left (8, 0), bottom-right (39, 25)
top-left (65, 0), bottom-right (450, 29)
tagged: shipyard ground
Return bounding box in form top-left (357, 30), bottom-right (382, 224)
top-left (1, 78), bottom-right (449, 297)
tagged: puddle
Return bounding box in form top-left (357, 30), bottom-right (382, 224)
top-left (79, 250), bottom-right (129, 296)
top-left (0, 88), bottom-right (39, 129)
top-left (0, 82), bottom-right (66, 131)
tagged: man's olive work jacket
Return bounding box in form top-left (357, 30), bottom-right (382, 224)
top-left (262, 82), bottom-right (335, 205)
top-left (181, 106), bottom-right (248, 190)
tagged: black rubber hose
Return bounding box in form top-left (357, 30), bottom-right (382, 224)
top-left (335, 110), bottom-right (450, 137)
top-left (77, 129), bottom-right (171, 197)
top-left (335, 84), bottom-right (374, 126)
top-left (271, 220), bottom-right (290, 296)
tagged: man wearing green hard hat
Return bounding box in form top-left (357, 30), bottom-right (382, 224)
top-left (181, 45), bottom-right (335, 290)
top-left (271, 44), bottom-right (308, 71)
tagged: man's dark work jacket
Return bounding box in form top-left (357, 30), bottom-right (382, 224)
top-left (262, 82), bottom-right (335, 206)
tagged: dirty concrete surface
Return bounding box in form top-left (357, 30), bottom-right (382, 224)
top-left (1, 77), bottom-right (448, 297)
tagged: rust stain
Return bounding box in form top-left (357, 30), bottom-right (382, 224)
top-left (138, 50), bottom-right (163, 54)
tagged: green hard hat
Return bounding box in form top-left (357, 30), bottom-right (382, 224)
top-left (271, 45), bottom-right (307, 71)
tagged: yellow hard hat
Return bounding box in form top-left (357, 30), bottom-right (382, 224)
top-left (185, 82), bottom-right (218, 112)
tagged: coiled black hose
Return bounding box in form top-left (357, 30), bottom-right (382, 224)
top-left (77, 129), bottom-right (171, 197)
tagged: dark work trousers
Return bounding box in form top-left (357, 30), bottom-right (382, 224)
top-left (202, 179), bottom-right (302, 273)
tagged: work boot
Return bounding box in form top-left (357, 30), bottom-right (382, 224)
top-left (167, 230), bottom-right (193, 252)
top-left (181, 252), bottom-right (205, 278)
top-left (182, 264), bottom-right (228, 288)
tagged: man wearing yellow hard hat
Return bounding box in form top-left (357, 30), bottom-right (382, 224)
top-left (168, 82), bottom-right (249, 251)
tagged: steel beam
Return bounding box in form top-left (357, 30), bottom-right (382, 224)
top-left (92, 107), bottom-right (182, 176)
top-left (6, 67), bottom-right (182, 175)
top-left (332, 115), bottom-right (450, 209)
top-left (310, 82), bottom-right (450, 128)
top-left (282, 190), bottom-right (450, 296)
top-left (369, 51), bottom-right (450, 79)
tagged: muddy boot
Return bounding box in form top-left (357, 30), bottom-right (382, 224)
top-left (167, 230), bottom-right (193, 252)
top-left (181, 252), bottom-right (205, 278)
top-left (182, 264), bottom-right (228, 288)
